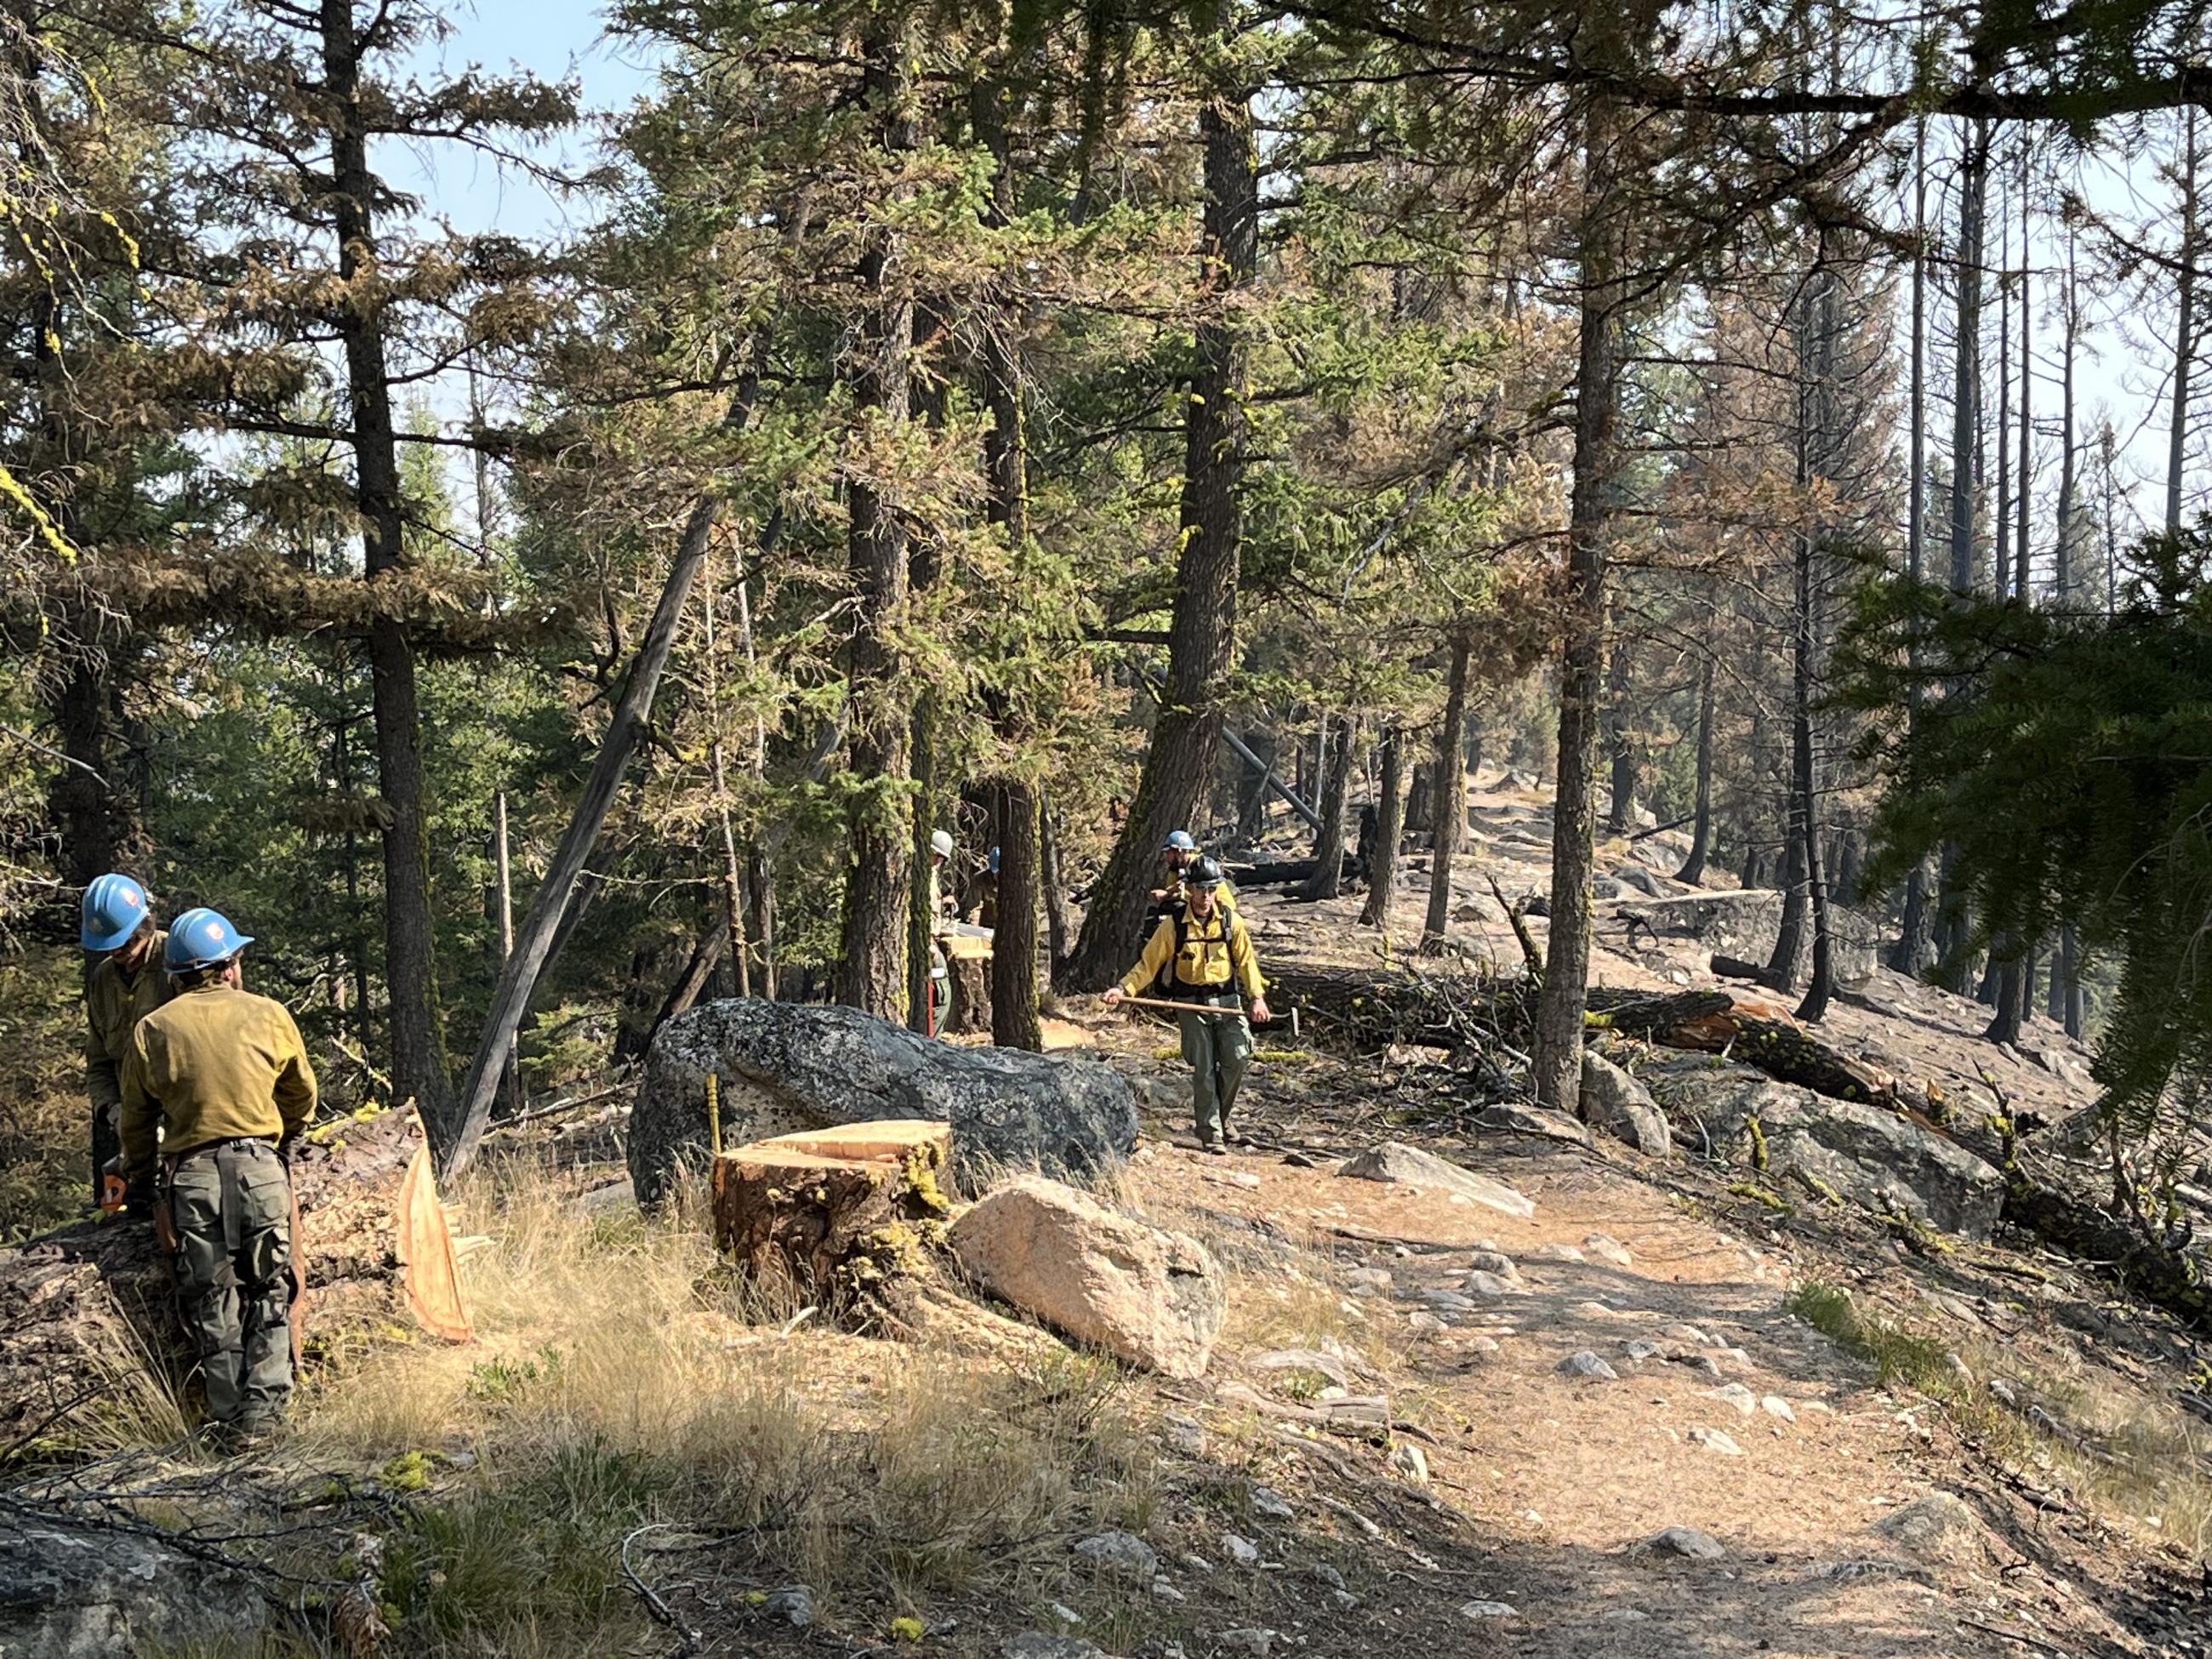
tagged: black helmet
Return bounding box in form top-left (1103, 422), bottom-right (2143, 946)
top-left (1185, 856), bottom-right (1224, 887)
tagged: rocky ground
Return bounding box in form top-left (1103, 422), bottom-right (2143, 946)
top-left (6, 777), bottom-right (2209, 1659)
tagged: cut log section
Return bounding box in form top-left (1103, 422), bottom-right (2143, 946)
top-left (709, 1120), bottom-right (953, 1315)
top-left (0, 1109), bottom-right (472, 1447)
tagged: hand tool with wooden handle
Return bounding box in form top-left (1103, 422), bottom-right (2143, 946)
top-left (1112, 995), bottom-right (1298, 1036)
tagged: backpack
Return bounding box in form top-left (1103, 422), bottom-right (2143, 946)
top-left (1149, 909), bottom-right (1192, 1001)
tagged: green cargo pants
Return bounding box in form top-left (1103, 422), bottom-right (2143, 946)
top-left (168, 1138), bottom-right (294, 1428)
top-left (1177, 996), bottom-right (1253, 1145)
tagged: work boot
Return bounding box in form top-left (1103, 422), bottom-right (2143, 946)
top-left (1200, 1138), bottom-right (1228, 1157)
top-left (1222, 1125), bottom-right (1251, 1147)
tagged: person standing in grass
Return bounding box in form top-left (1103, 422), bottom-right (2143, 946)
top-left (122, 907), bottom-right (316, 1445)
top-left (81, 874), bottom-right (173, 1210)
top-left (1104, 858), bottom-right (1272, 1154)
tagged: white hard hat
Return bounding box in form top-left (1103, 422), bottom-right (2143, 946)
top-left (930, 830), bottom-right (955, 859)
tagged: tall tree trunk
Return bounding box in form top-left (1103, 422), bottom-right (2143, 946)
top-left (835, 26), bottom-right (917, 1019)
top-left (1359, 725), bottom-right (1408, 927)
top-left (1891, 119), bottom-right (1936, 978)
top-left (1299, 713), bottom-right (1359, 900)
top-left (1983, 954), bottom-right (2025, 1044)
top-left (1950, 123), bottom-right (1989, 595)
top-left (1995, 190), bottom-right (2011, 599)
top-left (1789, 262), bottom-right (1837, 1023)
top-left (736, 546), bottom-right (777, 999)
top-left (322, 0), bottom-right (452, 1129)
top-left (2055, 225), bottom-right (2078, 604)
top-left (2052, 925), bottom-right (2084, 1038)
top-left (2015, 160), bottom-right (2032, 599)
top-left (1420, 636), bottom-right (1472, 955)
top-left (991, 781), bottom-right (1044, 1050)
top-left (1931, 121), bottom-right (1992, 987)
top-left (1604, 637), bottom-right (1634, 835)
top-left (1677, 651), bottom-right (1715, 884)
top-left (1038, 794), bottom-right (1072, 971)
top-left (1532, 85), bottom-right (1630, 1113)
top-left (904, 312), bottom-right (949, 1035)
top-left (2172, 104), bottom-right (2198, 538)
top-left (1060, 4), bottom-right (1253, 989)
top-left (977, 60), bottom-right (1040, 1053)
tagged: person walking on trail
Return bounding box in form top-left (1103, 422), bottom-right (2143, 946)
top-left (1104, 858), bottom-right (1272, 1155)
top-left (121, 907), bottom-right (316, 1445)
top-left (82, 874), bottom-right (174, 1210)
top-left (1149, 829), bottom-right (1234, 921)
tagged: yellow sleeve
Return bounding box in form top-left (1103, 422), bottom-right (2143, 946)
top-left (1229, 915), bottom-right (1265, 1000)
top-left (118, 1024), bottom-right (159, 1183)
top-left (1120, 917), bottom-right (1178, 999)
top-left (271, 1007), bottom-right (318, 1137)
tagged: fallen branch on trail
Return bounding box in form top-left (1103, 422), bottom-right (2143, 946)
top-left (0, 1109), bottom-right (472, 1444)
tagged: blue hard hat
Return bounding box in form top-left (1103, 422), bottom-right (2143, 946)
top-left (164, 907), bottom-right (254, 975)
top-left (82, 873), bottom-right (151, 951)
top-left (1164, 830), bottom-right (1198, 852)
top-left (989, 846), bottom-right (1001, 875)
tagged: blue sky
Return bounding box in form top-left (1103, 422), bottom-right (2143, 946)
top-left (391, 0), bottom-right (659, 240)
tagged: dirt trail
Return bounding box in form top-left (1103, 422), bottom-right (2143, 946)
top-left (1117, 1118), bottom-right (2151, 1658)
top-left (1063, 800), bottom-right (2196, 1659)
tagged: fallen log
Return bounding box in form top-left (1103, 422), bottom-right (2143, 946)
top-left (1265, 963), bottom-right (1730, 1056)
top-left (1231, 852), bottom-right (1360, 892)
top-left (2000, 1162), bottom-right (2212, 1330)
top-left (0, 1109), bottom-right (471, 1450)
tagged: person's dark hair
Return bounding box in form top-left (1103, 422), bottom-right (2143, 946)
top-left (172, 956), bottom-right (237, 992)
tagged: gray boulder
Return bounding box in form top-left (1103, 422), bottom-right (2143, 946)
top-left (1649, 1064), bottom-right (2002, 1239)
top-left (2, 1516), bottom-right (266, 1657)
top-left (630, 999), bottom-right (1137, 1202)
top-left (1580, 1052), bottom-right (1673, 1156)
top-left (1338, 1141), bottom-right (1535, 1218)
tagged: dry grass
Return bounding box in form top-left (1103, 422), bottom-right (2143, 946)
top-left (1789, 1280), bottom-right (2212, 1562)
top-left (290, 1157), bottom-right (1163, 1656)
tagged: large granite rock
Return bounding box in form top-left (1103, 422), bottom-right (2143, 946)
top-left (630, 1000), bottom-right (1137, 1203)
top-left (1, 1514), bottom-right (266, 1656)
top-left (1647, 1060), bottom-right (2003, 1238)
top-left (949, 1177), bottom-right (1225, 1377)
top-left (1580, 1051), bottom-right (1673, 1156)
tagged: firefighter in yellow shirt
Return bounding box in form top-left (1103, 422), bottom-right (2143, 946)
top-left (1105, 858), bottom-right (1272, 1154)
top-left (122, 907), bottom-right (316, 1443)
top-left (81, 874), bottom-right (174, 1208)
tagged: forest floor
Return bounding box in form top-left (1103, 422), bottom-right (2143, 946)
top-left (8, 779), bottom-right (2212, 1658)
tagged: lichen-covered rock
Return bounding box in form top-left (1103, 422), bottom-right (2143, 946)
top-left (630, 1000), bottom-right (1137, 1204)
top-left (949, 1177), bottom-right (1225, 1377)
top-left (1580, 1052), bottom-right (1673, 1156)
top-left (0, 1516), bottom-right (266, 1657)
top-left (1645, 1062), bottom-right (2003, 1238)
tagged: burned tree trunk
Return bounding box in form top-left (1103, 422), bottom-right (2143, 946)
top-left (1299, 713), bottom-right (1360, 901)
top-left (1419, 635), bottom-right (1472, 954)
top-left (1359, 725), bottom-right (1408, 927)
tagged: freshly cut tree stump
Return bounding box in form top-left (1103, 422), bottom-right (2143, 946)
top-left (0, 1109), bottom-right (472, 1445)
top-left (710, 1120), bottom-right (953, 1312)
